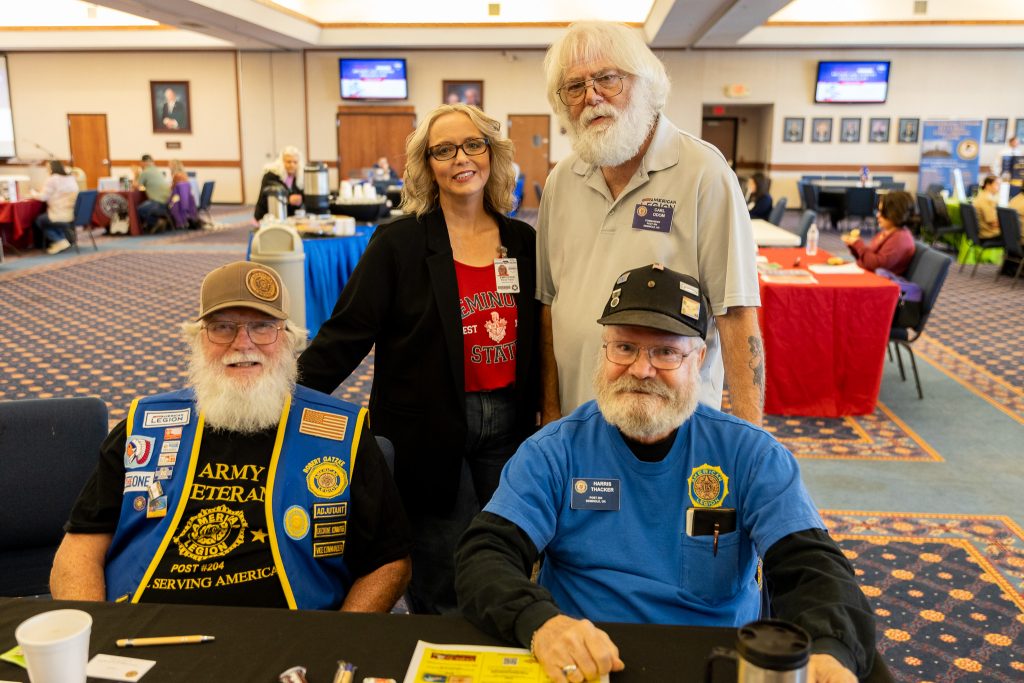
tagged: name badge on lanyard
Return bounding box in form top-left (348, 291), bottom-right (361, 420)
top-left (632, 198), bottom-right (676, 233)
top-left (570, 478), bottom-right (620, 511)
top-left (494, 258), bottom-right (520, 294)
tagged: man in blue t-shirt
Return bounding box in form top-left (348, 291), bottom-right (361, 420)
top-left (456, 264), bottom-right (875, 683)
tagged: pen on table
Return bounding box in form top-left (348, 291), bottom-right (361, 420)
top-left (116, 635), bottom-right (215, 648)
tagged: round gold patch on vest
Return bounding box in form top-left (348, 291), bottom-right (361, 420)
top-left (246, 269), bottom-right (279, 302)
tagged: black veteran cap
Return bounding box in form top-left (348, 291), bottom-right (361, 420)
top-left (597, 263), bottom-right (709, 339)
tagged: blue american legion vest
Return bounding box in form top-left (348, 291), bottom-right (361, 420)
top-left (105, 385), bottom-right (366, 610)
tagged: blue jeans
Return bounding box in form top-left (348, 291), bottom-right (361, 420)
top-left (137, 200), bottom-right (170, 231)
top-left (33, 214), bottom-right (69, 246)
top-left (406, 387), bottom-right (519, 615)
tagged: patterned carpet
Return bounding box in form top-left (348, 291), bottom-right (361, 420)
top-left (2, 213), bottom-right (1022, 682)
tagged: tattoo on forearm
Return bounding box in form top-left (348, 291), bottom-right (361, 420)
top-left (747, 336), bottom-right (765, 401)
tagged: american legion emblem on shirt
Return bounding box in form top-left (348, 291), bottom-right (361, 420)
top-left (687, 464), bottom-right (729, 508)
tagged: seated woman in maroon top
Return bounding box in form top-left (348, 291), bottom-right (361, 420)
top-left (841, 190), bottom-right (917, 275)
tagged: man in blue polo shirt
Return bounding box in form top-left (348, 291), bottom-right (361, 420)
top-left (456, 264), bottom-right (874, 683)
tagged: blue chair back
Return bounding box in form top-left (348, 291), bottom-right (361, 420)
top-left (767, 196), bottom-right (786, 225)
top-left (797, 210), bottom-right (816, 247)
top-left (908, 245), bottom-right (951, 334)
top-left (198, 181), bottom-right (215, 211)
top-left (845, 187), bottom-right (876, 219)
top-left (73, 190), bottom-right (98, 227)
top-left (996, 207), bottom-right (1023, 259)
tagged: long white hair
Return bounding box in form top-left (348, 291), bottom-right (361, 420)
top-left (263, 145), bottom-right (304, 189)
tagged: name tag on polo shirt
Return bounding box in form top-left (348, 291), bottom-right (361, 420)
top-left (570, 478), bottom-right (620, 511)
top-left (632, 198), bottom-right (675, 233)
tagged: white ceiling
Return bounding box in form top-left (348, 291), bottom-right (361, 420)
top-left (0, 0), bottom-right (1022, 50)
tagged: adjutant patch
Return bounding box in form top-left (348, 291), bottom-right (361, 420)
top-left (246, 268), bottom-right (279, 301)
top-left (124, 435), bottom-right (155, 469)
top-left (284, 505), bottom-right (310, 541)
top-left (312, 502), bottom-right (348, 519)
top-left (299, 408), bottom-right (348, 441)
top-left (304, 458), bottom-right (349, 498)
top-left (687, 463), bottom-right (729, 508)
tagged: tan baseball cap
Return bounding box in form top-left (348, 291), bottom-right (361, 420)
top-left (196, 261), bottom-right (289, 321)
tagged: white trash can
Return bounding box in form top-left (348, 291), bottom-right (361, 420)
top-left (250, 222), bottom-right (306, 329)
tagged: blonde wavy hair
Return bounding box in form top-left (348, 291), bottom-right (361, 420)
top-left (400, 104), bottom-right (516, 218)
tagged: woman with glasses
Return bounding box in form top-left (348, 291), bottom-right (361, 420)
top-left (297, 104), bottom-right (539, 615)
top-left (840, 190), bottom-right (917, 275)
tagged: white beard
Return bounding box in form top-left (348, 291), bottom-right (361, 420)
top-left (187, 343), bottom-right (297, 434)
top-left (593, 367), bottom-right (699, 442)
top-left (566, 91), bottom-right (659, 167)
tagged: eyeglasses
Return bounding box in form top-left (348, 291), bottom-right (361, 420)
top-left (203, 320), bottom-right (283, 345)
top-left (557, 73), bottom-right (627, 106)
top-left (427, 138), bottom-right (489, 161)
top-left (603, 341), bottom-right (693, 370)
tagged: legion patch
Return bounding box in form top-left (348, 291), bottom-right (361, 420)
top-left (246, 268), bottom-right (279, 301)
top-left (132, 495), bottom-right (147, 512)
top-left (304, 457), bottom-right (349, 498)
top-left (283, 505), bottom-right (310, 541)
top-left (312, 502), bottom-right (348, 519)
top-left (142, 408), bottom-right (190, 428)
top-left (174, 505), bottom-right (247, 562)
top-left (687, 464), bottom-right (729, 508)
top-left (124, 435), bottom-right (155, 469)
top-left (299, 408), bottom-right (348, 441)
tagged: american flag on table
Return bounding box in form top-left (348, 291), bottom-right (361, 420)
top-left (299, 408), bottom-right (348, 441)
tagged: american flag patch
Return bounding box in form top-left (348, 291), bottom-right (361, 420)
top-left (299, 408), bottom-right (348, 441)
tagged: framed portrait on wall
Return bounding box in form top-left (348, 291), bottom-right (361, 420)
top-left (442, 80), bottom-right (484, 108)
top-left (782, 117), bottom-right (804, 142)
top-left (869, 117), bottom-right (890, 143)
top-left (150, 81), bottom-right (191, 134)
top-left (811, 117), bottom-right (832, 143)
top-left (1015, 118), bottom-right (1024, 142)
top-left (839, 117), bottom-right (860, 143)
top-left (985, 118), bottom-right (1008, 144)
top-left (897, 118), bottom-right (919, 143)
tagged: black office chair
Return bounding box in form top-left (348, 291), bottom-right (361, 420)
top-left (766, 196), bottom-right (787, 226)
top-left (0, 397), bottom-right (108, 597)
top-left (51, 190), bottom-right (99, 253)
top-left (198, 181), bottom-right (215, 225)
top-left (995, 207), bottom-right (1023, 288)
top-left (889, 245), bottom-right (951, 399)
top-left (798, 182), bottom-right (825, 225)
top-left (915, 193), bottom-right (934, 239)
top-left (925, 192), bottom-right (963, 251)
top-left (958, 201), bottom-right (1003, 276)
top-left (796, 210), bottom-right (816, 247)
top-left (844, 187), bottom-right (876, 232)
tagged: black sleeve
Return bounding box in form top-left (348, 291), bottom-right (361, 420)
top-left (455, 512), bottom-right (561, 648)
top-left (343, 422), bottom-right (412, 577)
top-left (763, 528), bottom-right (876, 678)
top-left (296, 229), bottom-right (395, 394)
top-left (65, 420), bottom-right (128, 534)
top-left (254, 172), bottom-right (277, 220)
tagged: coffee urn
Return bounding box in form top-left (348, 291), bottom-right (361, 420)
top-left (303, 162), bottom-right (330, 215)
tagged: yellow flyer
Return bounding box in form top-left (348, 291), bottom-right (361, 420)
top-left (403, 641), bottom-right (610, 683)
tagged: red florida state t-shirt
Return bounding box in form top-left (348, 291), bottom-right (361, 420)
top-left (455, 261), bottom-right (518, 392)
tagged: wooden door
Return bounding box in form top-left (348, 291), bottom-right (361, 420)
top-left (507, 114), bottom-right (550, 210)
top-left (701, 117), bottom-right (738, 170)
top-left (336, 106), bottom-right (415, 180)
top-left (67, 114), bottom-right (110, 188)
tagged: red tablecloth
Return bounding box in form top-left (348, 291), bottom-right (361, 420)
top-left (0, 199), bottom-right (45, 249)
top-left (758, 248), bottom-right (900, 417)
top-left (92, 190), bottom-right (145, 236)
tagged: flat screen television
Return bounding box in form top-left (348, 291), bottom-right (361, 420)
top-left (340, 58), bottom-right (408, 101)
top-left (814, 61), bottom-right (890, 104)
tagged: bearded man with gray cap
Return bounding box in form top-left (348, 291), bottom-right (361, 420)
top-left (537, 21), bottom-right (763, 428)
top-left (456, 264), bottom-right (875, 683)
top-left (51, 261), bottom-right (411, 611)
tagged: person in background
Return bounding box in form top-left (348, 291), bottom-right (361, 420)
top-left (372, 156), bottom-right (399, 182)
top-left (51, 261), bottom-right (412, 610)
top-left (841, 190), bottom-right (917, 275)
top-left (456, 264), bottom-right (875, 683)
top-left (746, 172), bottom-right (773, 221)
top-left (254, 146), bottom-right (304, 221)
top-left (1008, 188), bottom-right (1024, 244)
top-left (973, 175), bottom-right (1001, 239)
top-left (169, 159), bottom-right (189, 186)
top-left (31, 159), bottom-right (80, 255)
top-left (134, 154), bottom-right (172, 233)
top-left (536, 21), bottom-right (763, 428)
top-left (297, 104), bottom-right (539, 615)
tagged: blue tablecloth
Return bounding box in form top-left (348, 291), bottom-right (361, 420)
top-left (248, 228), bottom-right (376, 338)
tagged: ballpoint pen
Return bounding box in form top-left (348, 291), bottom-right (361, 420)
top-left (116, 635), bottom-right (215, 647)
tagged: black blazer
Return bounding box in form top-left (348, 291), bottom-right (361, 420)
top-left (254, 171), bottom-right (304, 220)
top-left (297, 209), bottom-right (539, 513)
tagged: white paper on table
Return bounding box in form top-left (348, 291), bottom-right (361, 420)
top-left (403, 640), bottom-right (609, 683)
top-left (807, 262), bottom-right (864, 274)
top-left (86, 653), bottom-right (156, 681)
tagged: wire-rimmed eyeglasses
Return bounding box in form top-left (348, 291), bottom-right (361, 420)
top-left (427, 138), bottom-right (490, 161)
top-left (556, 73), bottom-right (627, 106)
top-left (602, 341), bottom-right (692, 370)
top-left (203, 320), bottom-right (283, 345)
